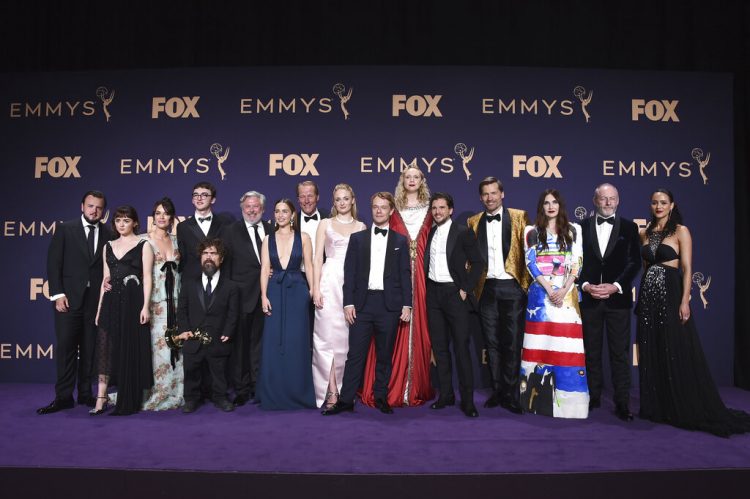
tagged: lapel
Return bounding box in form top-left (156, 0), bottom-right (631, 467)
top-left (589, 217), bottom-right (603, 261)
top-left (206, 215), bottom-right (222, 238)
top-left (602, 216), bottom-right (621, 260)
top-left (476, 213), bottom-right (488, 264)
top-left (94, 222), bottom-right (108, 260)
top-left (425, 225), bottom-right (437, 275)
top-left (501, 207), bottom-right (511, 262)
top-left (197, 277), bottom-right (206, 311)
top-left (384, 229), bottom-right (394, 278)
top-left (446, 222), bottom-right (458, 262)
top-left (186, 217), bottom-right (205, 243)
top-left (361, 229), bottom-right (372, 280)
top-left (208, 275), bottom-right (222, 310)
top-left (74, 220), bottom-right (90, 261)
top-left (239, 222), bottom-right (261, 266)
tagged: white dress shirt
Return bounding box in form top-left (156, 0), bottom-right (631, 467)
top-left (368, 224), bottom-right (389, 291)
top-left (202, 269), bottom-right (220, 293)
top-left (246, 220), bottom-right (266, 261)
top-left (299, 209), bottom-right (321, 272)
top-left (584, 214), bottom-right (622, 294)
top-left (485, 209), bottom-right (512, 280)
top-left (195, 210), bottom-right (213, 237)
top-left (428, 219), bottom-right (454, 283)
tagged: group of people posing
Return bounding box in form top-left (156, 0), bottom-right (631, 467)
top-left (37, 169), bottom-right (750, 437)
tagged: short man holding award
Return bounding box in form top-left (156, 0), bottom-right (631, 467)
top-left (177, 238), bottom-right (239, 413)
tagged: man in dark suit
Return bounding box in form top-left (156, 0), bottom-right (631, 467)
top-left (322, 192), bottom-right (412, 415)
top-left (466, 177), bottom-right (532, 414)
top-left (177, 181), bottom-right (232, 281)
top-left (38, 190), bottom-right (112, 414)
top-left (424, 193), bottom-right (483, 417)
top-left (177, 238), bottom-right (239, 413)
top-left (223, 191), bottom-right (271, 406)
top-left (580, 183), bottom-right (641, 421)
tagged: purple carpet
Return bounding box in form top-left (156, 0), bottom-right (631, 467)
top-left (2, 383), bottom-right (749, 474)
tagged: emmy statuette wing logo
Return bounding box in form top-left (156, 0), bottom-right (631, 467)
top-left (573, 86), bottom-right (592, 123)
top-left (332, 83), bottom-right (353, 120)
top-left (691, 148), bottom-right (710, 186)
top-left (692, 272), bottom-right (711, 309)
top-left (210, 143), bottom-right (229, 181)
top-left (454, 143), bottom-right (474, 181)
top-left (96, 86), bottom-right (115, 123)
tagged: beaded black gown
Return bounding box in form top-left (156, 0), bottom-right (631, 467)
top-left (95, 240), bottom-right (154, 415)
top-left (636, 231), bottom-right (750, 437)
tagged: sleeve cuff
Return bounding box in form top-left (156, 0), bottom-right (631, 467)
top-left (49, 293), bottom-right (65, 302)
top-left (613, 282), bottom-right (623, 294)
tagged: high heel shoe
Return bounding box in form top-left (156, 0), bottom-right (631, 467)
top-left (321, 391), bottom-right (339, 411)
top-left (89, 396), bottom-right (109, 416)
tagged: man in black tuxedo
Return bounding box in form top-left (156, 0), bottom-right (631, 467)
top-left (177, 181), bottom-right (232, 281)
top-left (424, 193), bottom-right (483, 417)
top-left (38, 190), bottom-right (112, 414)
top-left (580, 183), bottom-right (641, 421)
top-left (177, 238), bottom-right (239, 413)
top-left (322, 192), bottom-right (412, 415)
top-left (223, 191), bottom-right (271, 406)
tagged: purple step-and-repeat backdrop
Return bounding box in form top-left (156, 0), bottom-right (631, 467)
top-left (0, 67), bottom-right (733, 384)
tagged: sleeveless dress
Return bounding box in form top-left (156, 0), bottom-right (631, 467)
top-left (360, 206), bottom-right (435, 407)
top-left (311, 221), bottom-right (365, 407)
top-left (637, 231), bottom-right (750, 437)
top-left (520, 224), bottom-right (589, 419)
top-left (256, 231), bottom-right (316, 410)
top-left (141, 235), bottom-right (184, 411)
top-left (95, 240), bottom-right (154, 415)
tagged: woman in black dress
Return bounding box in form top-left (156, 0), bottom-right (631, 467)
top-left (637, 189), bottom-right (750, 436)
top-left (92, 206), bottom-right (154, 415)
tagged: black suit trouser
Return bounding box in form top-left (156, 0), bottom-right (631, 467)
top-left (478, 278), bottom-right (526, 402)
top-left (339, 291), bottom-right (399, 404)
top-left (184, 345), bottom-right (230, 403)
top-left (229, 301), bottom-right (264, 398)
top-left (53, 287), bottom-right (98, 401)
top-left (427, 280), bottom-right (474, 403)
top-left (581, 302), bottom-right (632, 407)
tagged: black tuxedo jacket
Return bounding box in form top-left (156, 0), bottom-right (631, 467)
top-left (343, 227), bottom-right (411, 312)
top-left (424, 222), bottom-right (484, 310)
top-left (177, 273), bottom-right (239, 354)
top-left (176, 212), bottom-right (233, 281)
top-left (579, 215), bottom-right (641, 309)
top-left (223, 219), bottom-right (272, 314)
top-left (47, 218), bottom-right (112, 310)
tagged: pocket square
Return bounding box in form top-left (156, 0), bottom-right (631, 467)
top-left (394, 247), bottom-right (400, 251)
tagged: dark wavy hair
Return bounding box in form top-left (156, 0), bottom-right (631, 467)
top-left (111, 205), bottom-right (140, 237)
top-left (152, 197), bottom-right (176, 231)
top-left (646, 188), bottom-right (683, 237)
top-left (272, 198), bottom-right (297, 231)
top-left (534, 189), bottom-right (572, 251)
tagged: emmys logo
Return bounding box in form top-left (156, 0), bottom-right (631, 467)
top-left (30, 278), bottom-right (50, 300)
top-left (692, 272), bottom-right (711, 309)
top-left (691, 148), bottom-right (710, 185)
top-left (210, 143), bottom-right (229, 181)
top-left (333, 83), bottom-right (353, 120)
top-left (0, 343), bottom-right (53, 360)
top-left (631, 99), bottom-right (679, 122)
top-left (574, 206), bottom-right (592, 221)
top-left (3, 220), bottom-right (57, 237)
top-left (152, 96), bottom-right (200, 119)
top-left (512, 155), bottom-right (563, 178)
top-left (360, 153), bottom-right (455, 175)
top-left (602, 159), bottom-right (691, 178)
top-left (453, 143), bottom-right (474, 181)
top-left (34, 156), bottom-right (82, 179)
top-left (269, 154), bottom-right (320, 176)
top-left (573, 86), bottom-right (592, 123)
top-left (95, 86), bottom-right (115, 122)
top-left (392, 95), bottom-right (443, 117)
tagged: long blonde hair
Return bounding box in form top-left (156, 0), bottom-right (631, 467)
top-left (329, 183), bottom-right (358, 220)
top-left (393, 164), bottom-right (430, 210)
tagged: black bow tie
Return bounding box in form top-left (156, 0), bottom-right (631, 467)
top-left (374, 227), bottom-right (388, 237)
top-left (486, 214), bottom-right (501, 223)
top-left (198, 216), bottom-right (212, 223)
top-left (304, 214), bottom-right (319, 222)
top-left (597, 216), bottom-right (614, 225)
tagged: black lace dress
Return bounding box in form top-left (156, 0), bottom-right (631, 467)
top-left (636, 231), bottom-right (750, 437)
top-left (95, 240), bottom-right (154, 415)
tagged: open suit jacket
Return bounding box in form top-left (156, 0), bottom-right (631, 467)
top-left (223, 219), bottom-right (273, 314)
top-left (176, 213), bottom-right (233, 281)
top-left (466, 207), bottom-right (532, 300)
top-left (177, 273), bottom-right (239, 355)
top-left (343, 227), bottom-right (412, 312)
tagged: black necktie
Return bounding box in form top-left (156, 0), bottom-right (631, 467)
top-left (486, 214), bottom-right (501, 223)
top-left (86, 224), bottom-right (96, 258)
top-left (252, 224), bottom-right (263, 256)
top-left (374, 227), bottom-right (388, 237)
top-left (198, 216), bottom-right (212, 223)
top-left (597, 216), bottom-right (614, 225)
top-left (304, 214), bottom-right (319, 222)
top-left (204, 274), bottom-right (213, 304)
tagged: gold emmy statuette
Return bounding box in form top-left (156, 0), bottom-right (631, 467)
top-left (165, 327), bottom-right (212, 350)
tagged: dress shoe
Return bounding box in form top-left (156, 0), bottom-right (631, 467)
top-left (77, 395), bottom-right (96, 408)
top-left (321, 400), bottom-right (354, 415)
top-left (483, 393), bottom-right (501, 408)
top-left (430, 397), bottom-right (456, 410)
top-left (182, 400), bottom-right (202, 414)
top-left (374, 398), bottom-right (394, 414)
top-left (499, 398), bottom-right (523, 415)
top-left (615, 404), bottom-right (634, 422)
top-left (89, 396), bottom-right (110, 416)
top-left (589, 398), bottom-right (601, 411)
top-left (214, 399), bottom-right (234, 412)
top-left (461, 402), bottom-right (479, 418)
top-left (233, 395), bottom-right (248, 407)
top-left (36, 399), bottom-right (74, 415)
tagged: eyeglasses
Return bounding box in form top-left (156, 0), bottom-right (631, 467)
top-left (192, 193), bottom-right (212, 199)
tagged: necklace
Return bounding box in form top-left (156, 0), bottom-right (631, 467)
top-left (335, 215), bottom-right (354, 224)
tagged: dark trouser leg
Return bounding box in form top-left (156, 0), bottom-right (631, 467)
top-left (370, 295), bottom-right (399, 400)
top-left (54, 305), bottom-right (84, 402)
top-left (230, 308), bottom-right (262, 398)
top-left (605, 307), bottom-right (632, 407)
top-left (78, 288), bottom-right (98, 399)
top-left (339, 303), bottom-right (375, 404)
top-left (248, 304), bottom-right (264, 395)
top-left (581, 302), bottom-right (605, 403)
top-left (182, 350), bottom-right (204, 402)
top-left (208, 351), bottom-right (230, 402)
top-left (427, 284), bottom-right (454, 398)
top-left (479, 288), bottom-right (502, 394)
top-left (444, 291), bottom-right (474, 403)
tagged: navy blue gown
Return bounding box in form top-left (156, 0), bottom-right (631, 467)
top-left (257, 231), bottom-right (316, 410)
